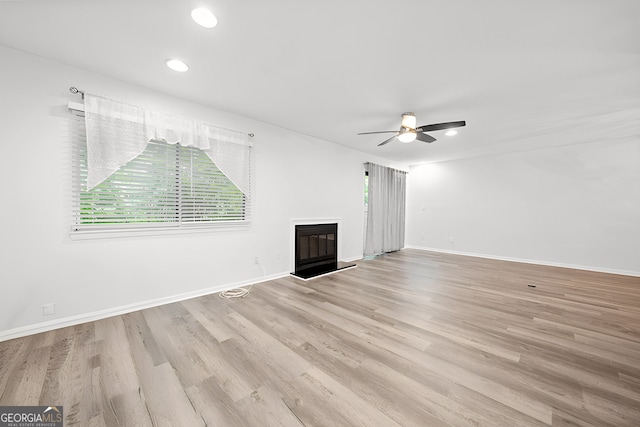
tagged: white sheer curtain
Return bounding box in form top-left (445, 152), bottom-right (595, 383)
top-left (84, 93), bottom-right (252, 192)
top-left (364, 162), bottom-right (407, 256)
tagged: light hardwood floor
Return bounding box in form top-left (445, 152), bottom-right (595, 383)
top-left (1, 249), bottom-right (640, 426)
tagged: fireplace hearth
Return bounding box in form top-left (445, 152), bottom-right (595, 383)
top-left (292, 223), bottom-right (355, 280)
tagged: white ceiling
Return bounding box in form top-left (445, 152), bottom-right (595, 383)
top-left (1, 0), bottom-right (638, 165)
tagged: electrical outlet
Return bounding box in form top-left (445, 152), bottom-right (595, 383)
top-left (449, 236), bottom-right (455, 244)
top-left (276, 250), bottom-right (281, 259)
top-left (43, 303), bottom-right (56, 316)
top-left (254, 257), bottom-right (259, 265)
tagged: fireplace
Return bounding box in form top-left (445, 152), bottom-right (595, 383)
top-left (292, 222), bottom-right (355, 280)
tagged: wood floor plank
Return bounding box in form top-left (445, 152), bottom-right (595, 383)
top-left (92, 317), bottom-right (153, 426)
top-left (185, 376), bottom-right (248, 427)
top-left (1, 249), bottom-right (639, 426)
top-left (39, 324), bottom-right (96, 425)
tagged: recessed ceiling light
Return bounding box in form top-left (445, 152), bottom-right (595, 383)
top-left (445, 129), bottom-right (458, 136)
top-left (191, 8), bottom-right (217, 28)
top-left (166, 59), bottom-right (189, 72)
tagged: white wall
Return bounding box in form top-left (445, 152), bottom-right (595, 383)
top-left (0, 45), bottom-right (404, 340)
top-left (406, 139), bottom-right (640, 276)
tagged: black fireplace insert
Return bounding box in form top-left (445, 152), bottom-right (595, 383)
top-left (292, 223), bottom-right (355, 280)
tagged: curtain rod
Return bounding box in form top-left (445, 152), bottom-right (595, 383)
top-left (363, 162), bottom-right (408, 174)
top-left (68, 87), bottom-right (255, 137)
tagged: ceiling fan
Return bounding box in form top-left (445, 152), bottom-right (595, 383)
top-left (358, 112), bottom-right (466, 146)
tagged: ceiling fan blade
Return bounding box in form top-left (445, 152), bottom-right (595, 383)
top-left (416, 132), bottom-right (436, 143)
top-left (417, 121), bottom-right (466, 133)
top-left (357, 130), bottom-right (398, 135)
top-left (377, 134), bottom-right (398, 146)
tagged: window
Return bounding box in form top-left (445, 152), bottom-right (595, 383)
top-left (70, 97), bottom-right (252, 233)
top-left (363, 162), bottom-right (407, 256)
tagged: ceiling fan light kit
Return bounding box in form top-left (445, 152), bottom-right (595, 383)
top-left (358, 113), bottom-right (466, 147)
top-left (398, 112), bottom-right (417, 143)
top-left (398, 130), bottom-right (416, 143)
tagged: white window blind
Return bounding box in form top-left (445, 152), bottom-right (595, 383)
top-left (70, 100), bottom-right (252, 232)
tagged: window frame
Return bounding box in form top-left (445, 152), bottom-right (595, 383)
top-left (69, 102), bottom-right (253, 238)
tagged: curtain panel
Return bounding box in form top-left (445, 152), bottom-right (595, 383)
top-left (84, 93), bottom-right (252, 193)
top-left (364, 162), bottom-right (407, 256)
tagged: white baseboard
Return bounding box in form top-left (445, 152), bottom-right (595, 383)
top-left (342, 255), bottom-right (363, 263)
top-left (0, 271), bottom-right (290, 343)
top-left (404, 245), bottom-right (640, 278)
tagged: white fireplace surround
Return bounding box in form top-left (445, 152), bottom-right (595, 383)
top-left (290, 217), bottom-right (343, 273)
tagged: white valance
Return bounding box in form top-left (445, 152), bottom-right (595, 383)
top-left (84, 93), bottom-right (252, 193)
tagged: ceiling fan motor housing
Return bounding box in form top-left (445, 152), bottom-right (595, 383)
top-left (401, 112), bottom-right (416, 130)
